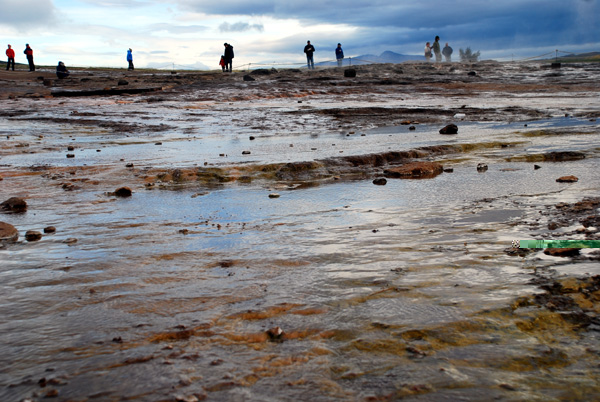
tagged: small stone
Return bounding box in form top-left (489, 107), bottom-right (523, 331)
top-left (66, 154), bottom-right (75, 158)
top-left (409, 125), bottom-right (416, 130)
top-left (175, 395), bottom-right (198, 402)
top-left (443, 168), bottom-right (454, 173)
top-left (268, 193), bottom-right (280, 198)
top-left (63, 238), bottom-right (78, 244)
top-left (534, 165), bottom-right (541, 170)
top-left (126, 163), bottom-right (134, 168)
top-left (468, 71), bottom-right (477, 76)
top-left (242, 150), bottom-right (251, 155)
top-left (2, 197), bottom-right (27, 213)
top-left (0, 221), bottom-right (19, 242)
top-left (266, 326), bottom-right (284, 341)
top-left (372, 178), bottom-right (387, 185)
top-left (477, 163), bottom-right (488, 172)
top-left (249, 136), bottom-right (255, 140)
top-left (556, 175), bottom-right (578, 183)
top-left (44, 226), bottom-right (56, 234)
top-left (544, 248), bottom-right (580, 257)
top-left (25, 230), bottom-right (42, 242)
top-left (155, 142), bottom-right (162, 145)
top-left (439, 124), bottom-right (458, 134)
top-left (118, 79), bottom-right (129, 86)
top-left (344, 69), bottom-right (357, 78)
top-left (67, 146), bottom-right (75, 151)
top-left (114, 187), bottom-right (132, 197)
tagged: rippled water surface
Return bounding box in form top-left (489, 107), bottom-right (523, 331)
top-left (1, 93), bottom-right (600, 401)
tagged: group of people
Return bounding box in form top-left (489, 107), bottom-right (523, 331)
top-left (5, 42), bottom-right (70, 79)
top-left (424, 36), bottom-right (453, 62)
top-left (5, 44), bottom-right (35, 71)
top-left (219, 43), bottom-right (234, 72)
top-left (304, 41), bottom-right (345, 69)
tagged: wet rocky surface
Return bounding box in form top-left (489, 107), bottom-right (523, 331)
top-left (1, 61), bottom-right (599, 401)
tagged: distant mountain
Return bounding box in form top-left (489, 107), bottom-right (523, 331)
top-left (315, 50), bottom-right (422, 67)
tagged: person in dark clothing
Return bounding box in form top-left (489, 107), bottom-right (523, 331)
top-left (24, 44), bottom-right (34, 71)
top-left (432, 36), bottom-right (441, 63)
top-left (223, 43), bottom-right (234, 72)
top-left (442, 43), bottom-right (453, 62)
top-left (304, 41), bottom-right (315, 69)
top-left (56, 61), bottom-right (70, 79)
top-left (335, 43), bottom-right (344, 67)
top-left (6, 45), bottom-right (15, 71)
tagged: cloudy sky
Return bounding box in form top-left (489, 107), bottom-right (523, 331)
top-left (1, 0), bottom-right (598, 70)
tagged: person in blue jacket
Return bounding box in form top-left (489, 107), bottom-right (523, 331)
top-left (127, 48), bottom-right (134, 70)
top-left (335, 43), bottom-right (344, 67)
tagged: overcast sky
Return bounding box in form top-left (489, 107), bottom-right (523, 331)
top-left (1, 0), bottom-right (598, 70)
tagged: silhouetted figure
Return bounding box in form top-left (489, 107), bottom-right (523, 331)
top-left (56, 61), bottom-right (70, 79)
top-left (223, 43), bottom-right (234, 72)
top-left (442, 43), bottom-right (453, 62)
top-left (24, 44), bottom-right (34, 71)
top-left (335, 43), bottom-right (344, 67)
top-left (304, 41), bottom-right (315, 69)
top-left (127, 48), bottom-right (134, 70)
top-left (5, 45), bottom-right (15, 71)
top-left (219, 55), bottom-right (226, 72)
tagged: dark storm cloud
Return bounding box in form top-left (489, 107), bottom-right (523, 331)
top-left (219, 22), bottom-right (264, 33)
top-left (0, 0), bottom-right (57, 29)
top-left (177, 0), bottom-right (599, 52)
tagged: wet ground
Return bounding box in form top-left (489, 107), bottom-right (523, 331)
top-left (1, 61), bottom-right (599, 401)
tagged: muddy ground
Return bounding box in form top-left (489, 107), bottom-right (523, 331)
top-left (1, 61), bottom-right (600, 401)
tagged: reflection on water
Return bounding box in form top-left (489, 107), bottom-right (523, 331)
top-left (1, 117), bottom-right (600, 400)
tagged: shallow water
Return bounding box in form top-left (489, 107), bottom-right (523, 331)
top-left (1, 94), bottom-right (600, 400)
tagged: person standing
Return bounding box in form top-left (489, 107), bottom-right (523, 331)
top-left (432, 36), bottom-right (442, 63)
top-left (424, 42), bottom-right (432, 62)
top-left (304, 41), bottom-right (315, 69)
top-left (6, 45), bottom-right (15, 71)
top-left (335, 43), bottom-right (344, 67)
top-left (223, 43), bottom-right (234, 72)
top-left (442, 42), bottom-right (453, 62)
top-left (127, 48), bottom-right (134, 70)
top-left (24, 44), bottom-right (34, 71)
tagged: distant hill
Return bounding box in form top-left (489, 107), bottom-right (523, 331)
top-left (315, 50), bottom-right (422, 67)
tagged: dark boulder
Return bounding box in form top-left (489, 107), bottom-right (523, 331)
top-left (114, 187), bottom-right (132, 197)
top-left (25, 230), bottom-right (42, 242)
top-left (439, 124), bottom-right (458, 134)
top-left (344, 69), bottom-right (357, 78)
top-left (1, 197), bottom-right (27, 213)
top-left (373, 178), bottom-right (387, 185)
top-left (243, 75), bottom-right (255, 81)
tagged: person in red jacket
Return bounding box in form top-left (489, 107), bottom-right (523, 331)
top-left (24, 44), bottom-right (34, 71)
top-left (6, 45), bottom-right (15, 71)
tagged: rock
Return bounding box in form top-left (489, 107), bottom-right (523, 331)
top-left (126, 163), bottom-right (134, 168)
top-left (175, 395), bottom-right (199, 402)
top-left (542, 151), bottom-right (585, 162)
top-left (242, 150), bottom-right (251, 155)
top-left (344, 69), bottom-right (357, 78)
top-left (44, 226), bottom-right (56, 233)
top-left (118, 79), bottom-right (129, 86)
top-left (384, 162), bottom-right (444, 179)
top-left (67, 146), bottom-right (75, 151)
top-left (243, 75), bottom-right (255, 81)
top-left (468, 71), bottom-right (477, 76)
top-left (1, 197), bottom-right (27, 213)
top-left (556, 175), bottom-right (578, 183)
top-left (249, 136), bottom-right (255, 140)
top-left (373, 178), bottom-right (387, 185)
top-left (0, 222), bottom-right (18, 242)
top-left (477, 163), bottom-right (488, 172)
top-left (409, 126), bottom-right (416, 130)
top-left (534, 165), bottom-right (541, 170)
top-left (66, 154), bottom-right (75, 158)
top-left (443, 168), bottom-right (454, 173)
top-left (266, 326), bottom-right (284, 341)
top-left (114, 187), bottom-right (132, 197)
top-left (25, 230), bottom-right (42, 242)
top-left (439, 124), bottom-right (458, 134)
top-left (544, 248), bottom-right (580, 257)
top-left (63, 238), bottom-right (78, 244)
top-left (43, 79), bottom-right (53, 87)
top-left (268, 193), bottom-right (280, 198)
